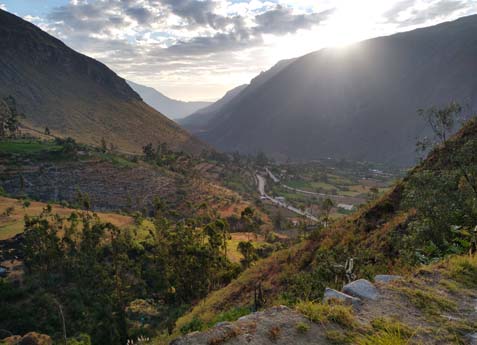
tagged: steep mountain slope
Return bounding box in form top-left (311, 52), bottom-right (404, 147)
top-left (0, 9), bottom-right (205, 154)
top-left (126, 80), bottom-right (211, 120)
top-left (195, 15), bottom-right (477, 166)
top-left (174, 116), bottom-right (477, 336)
top-left (181, 58), bottom-right (296, 135)
top-left (179, 84), bottom-right (248, 132)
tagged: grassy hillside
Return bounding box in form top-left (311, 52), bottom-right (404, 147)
top-left (173, 117), bottom-right (477, 334)
top-left (0, 196), bottom-right (133, 241)
top-left (170, 254), bottom-right (477, 344)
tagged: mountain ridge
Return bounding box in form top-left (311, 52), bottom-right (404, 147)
top-left (126, 80), bottom-right (212, 120)
top-left (189, 14), bottom-right (477, 166)
top-left (0, 9), bottom-right (206, 154)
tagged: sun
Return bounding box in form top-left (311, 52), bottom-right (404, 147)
top-left (323, 0), bottom-right (390, 47)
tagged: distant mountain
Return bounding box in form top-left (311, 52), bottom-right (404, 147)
top-left (0, 9), bottom-right (205, 154)
top-left (191, 15), bottom-right (477, 166)
top-left (181, 58), bottom-right (296, 134)
top-left (179, 84), bottom-right (248, 132)
top-left (126, 80), bottom-right (212, 120)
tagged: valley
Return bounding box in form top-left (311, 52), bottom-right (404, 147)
top-left (1, 5), bottom-right (477, 345)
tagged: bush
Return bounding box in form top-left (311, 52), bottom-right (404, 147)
top-left (295, 321), bottom-right (310, 333)
top-left (180, 317), bottom-right (204, 335)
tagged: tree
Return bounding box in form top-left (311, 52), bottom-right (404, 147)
top-left (417, 102), bottom-right (462, 153)
top-left (273, 210), bottom-right (284, 231)
top-left (238, 241), bottom-right (257, 268)
top-left (45, 127), bottom-right (51, 136)
top-left (321, 198), bottom-right (334, 227)
top-left (142, 143), bottom-right (155, 160)
top-left (0, 96), bottom-right (20, 137)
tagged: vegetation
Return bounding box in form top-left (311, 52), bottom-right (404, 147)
top-left (295, 301), bottom-right (355, 328)
top-left (0, 206), bottom-right (243, 344)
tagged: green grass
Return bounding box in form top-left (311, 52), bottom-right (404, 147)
top-left (397, 286), bottom-right (457, 317)
top-left (0, 220), bottom-right (24, 240)
top-left (96, 153), bottom-right (137, 168)
top-left (0, 140), bottom-right (62, 154)
top-left (296, 301), bottom-right (355, 328)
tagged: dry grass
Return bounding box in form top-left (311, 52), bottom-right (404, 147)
top-left (0, 196), bottom-right (133, 240)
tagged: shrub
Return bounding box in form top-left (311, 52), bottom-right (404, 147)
top-left (180, 317), bottom-right (204, 335)
top-left (295, 321), bottom-right (310, 333)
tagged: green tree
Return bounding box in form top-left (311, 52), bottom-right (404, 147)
top-left (417, 101), bottom-right (462, 152)
top-left (321, 198), bottom-right (334, 227)
top-left (238, 241), bottom-right (257, 268)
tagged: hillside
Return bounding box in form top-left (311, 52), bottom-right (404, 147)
top-left (0, 9), bottom-right (205, 154)
top-left (191, 15), bottom-right (477, 166)
top-left (179, 84), bottom-right (248, 132)
top-left (171, 255), bottom-right (477, 345)
top-left (0, 139), bottom-right (247, 217)
top-left (126, 81), bottom-right (211, 120)
top-left (181, 58), bottom-right (296, 135)
top-left (172, 116), bottom-right (477, 342)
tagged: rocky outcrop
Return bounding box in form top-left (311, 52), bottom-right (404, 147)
top-left (323, 288), bottom-right (361, 306)
top-left (171, 306), bottom-right (333, 345)
top-left (342, 279), bottom-right (379, 301)
top-left (374, 275), bottom-right (402, 283)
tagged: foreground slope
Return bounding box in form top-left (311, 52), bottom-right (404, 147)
top-left (127, 80), bottom-right (211, 120)
top-left (174, 116), bottom-right (477, 339)
top-left (172, 256), bottom-right (477, 345)
top-left (194, 15), bottom-right (477, 166)
top-left (0, 9), bottom-right (205, 154)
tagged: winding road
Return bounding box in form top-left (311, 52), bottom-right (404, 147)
top-left (256, 173), bottom-right (319, 222)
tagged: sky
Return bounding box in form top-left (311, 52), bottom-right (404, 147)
top-left (1, 0), bottom-right (476, 101)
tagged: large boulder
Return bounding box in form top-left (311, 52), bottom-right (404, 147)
top-left (323, 288), bottom-right (361, 307)
top-left (342, 279), bottom-right (380, 301)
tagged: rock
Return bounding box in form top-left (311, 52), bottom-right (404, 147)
top-left (374, 275), bottom-right (402, 283)
top-left (343, 279), bottom-right (380, 301)
top-left (468, 333), bottom-right (477, 345)
top-left (323, 288), bottom-right (361, 306)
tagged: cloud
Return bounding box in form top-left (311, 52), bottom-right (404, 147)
top-left (254, 5), bottom-right (334, 34)
top-left (18, 0), bottom-right (477, 100)
top-left (0, 3), bottom-right (6, 10)
top-left (383, 0), bottom-right (469, 26)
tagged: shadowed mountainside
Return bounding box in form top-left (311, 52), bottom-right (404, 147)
top-left (190, 15), bottom-right (477, 166)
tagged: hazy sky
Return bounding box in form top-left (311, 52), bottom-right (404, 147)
top-left (1, 0), bottom-right (476, 101)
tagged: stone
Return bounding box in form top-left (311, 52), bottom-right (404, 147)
top-left (323, 288), bottom-right (361, 306)
top-left (467, 333), bottom-right (477, 345)
top-left (343, 279), bottom-right (380, 301)
top-left (374, 275), bottom-right (402, 283)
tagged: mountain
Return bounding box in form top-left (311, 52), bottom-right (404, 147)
top-left (0, 9), bottom-right (205, 154)
top-left (126, 80), bottom-right (212, 120)
top-left (190, 15), bottom-right (477, 166)
top-left (181, 58), bottom-right (296, 135)
top-left (178, 84), bottom-right (248, 132)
